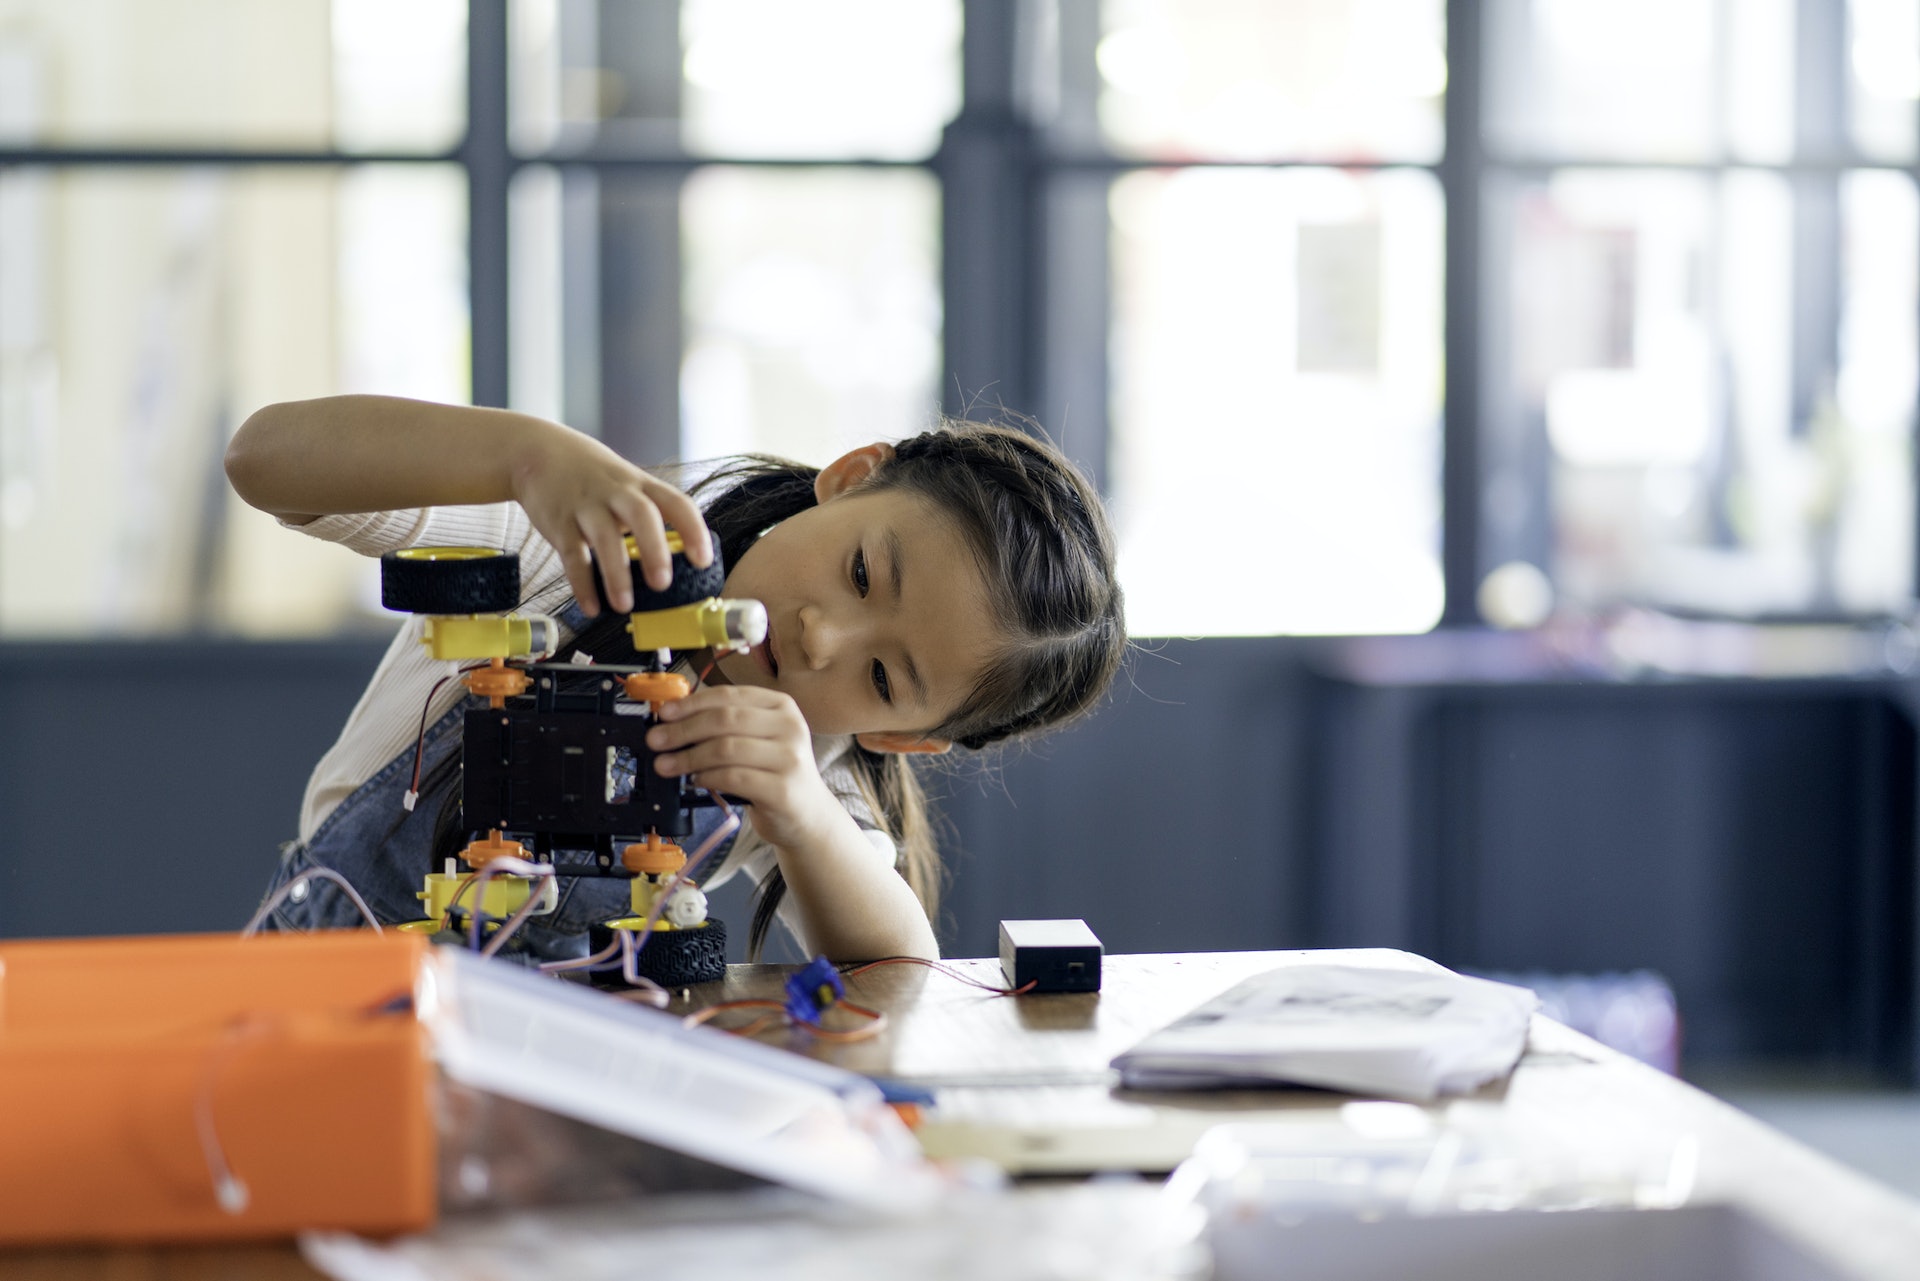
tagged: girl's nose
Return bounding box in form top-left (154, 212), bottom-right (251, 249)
top-left (796, 604), bottom-right (856, 670)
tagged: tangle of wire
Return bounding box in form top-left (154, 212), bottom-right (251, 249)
top-left (535, 791), bottom-right (741, 1007)
top-left (464, 856), bottom-right (558, 958)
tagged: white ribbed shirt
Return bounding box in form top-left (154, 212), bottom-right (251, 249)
top-left (286, 503), bottom-right (895, 945)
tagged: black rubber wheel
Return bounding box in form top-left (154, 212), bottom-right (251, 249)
top-left (381, 548), bottom-right (520, 614)
top-left (588, 918), bottom-right (728, 988)
top-left (593, 528), bottom-right (726, 614)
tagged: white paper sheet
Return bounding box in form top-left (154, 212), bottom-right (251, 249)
top-left (1111, 965), bottom-right (1538, 1100)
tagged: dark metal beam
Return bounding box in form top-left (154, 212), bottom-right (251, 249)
top-left (1440, 0), bottom-right (1486, 626)
top-left (466, 0), bottom-right (512, 408)
top-left (939, 0), bottom-right (1039, 421)
top-left (592, 0), bottom-right (684, 467)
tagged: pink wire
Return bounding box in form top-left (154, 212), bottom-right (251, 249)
top-left (240, 867), bottom-right (383, 938)
top-left (841, 955), bottom-right (1034, 996)
top-left (619, 930), bottom-right (672, 1007)
top-left (539, 933), bottom-right (624, 974)
top-left (463, 855), bottom-right (556, 956)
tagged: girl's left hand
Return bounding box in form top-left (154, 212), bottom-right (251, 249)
top-left (646, 686), bottom-right (842, 850)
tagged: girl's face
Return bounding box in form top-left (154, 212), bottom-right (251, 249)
top-left (713, 486), bottom-right (1001, 744)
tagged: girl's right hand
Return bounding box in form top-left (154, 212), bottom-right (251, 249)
top-left (510, 425), bottom-right (713, 616)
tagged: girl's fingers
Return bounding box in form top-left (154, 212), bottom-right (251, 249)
top-left (609, 489), bottom-right (674, 593)
top-left (577, 508), bottom-right (636, 613)
top-left (643, 477), bottom-right (713, 568)
top-left (653, 736), bottom-right (794, 779)
top-left (648, 711), bottom-right (790, 757)
top-left (648, 693), bottom-right (801, 747)
top-left (658, 684), bottom-right (793, 717)
top-left (550, 521), bottom-right (603, 618)
top-left (674, 765), bottom-right (780, 801)
top-left (618, 495), bottom-right (679, 595)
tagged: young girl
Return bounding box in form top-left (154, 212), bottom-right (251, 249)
top-left (224, 395), bottom-right (1125, 963)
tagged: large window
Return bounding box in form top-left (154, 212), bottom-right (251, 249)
top-left (1093, 0), bottom-right (1447, 634)
top-left (1476, 0), bottom-right (1919, 622)
top-left (2, 0), bottom-right (1914, 639)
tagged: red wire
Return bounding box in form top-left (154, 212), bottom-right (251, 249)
top-left (407, 661), bottom-right (493, 801)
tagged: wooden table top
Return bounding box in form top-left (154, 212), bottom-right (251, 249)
top-left (10, 949), bottom-right (1920, 1280)
top-left (670, 947), bottom-right (1424, 1079)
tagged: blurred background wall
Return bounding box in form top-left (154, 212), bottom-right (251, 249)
top-left (3, 0), bottom-right (1920, 1093)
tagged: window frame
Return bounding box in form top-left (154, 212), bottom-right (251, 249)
top-left (3, 0), bottom-right (1914, 631)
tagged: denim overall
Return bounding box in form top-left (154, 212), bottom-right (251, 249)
top-left (254, 607), bottom-right (738, 962)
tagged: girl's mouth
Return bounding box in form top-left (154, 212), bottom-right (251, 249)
top-left (757, 626), bottom-right (780, 678)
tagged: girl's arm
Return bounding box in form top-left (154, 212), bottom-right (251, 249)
top-left (769, 804), bottom-right (941, 962)
top-left (225, 394), bottom-right (711, 615)
top-left (649, 687), bottom-right (940, 960)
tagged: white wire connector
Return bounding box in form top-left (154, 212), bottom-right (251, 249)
top-left (214, 1174), bottom-right (250, 1215)
top-left (402, 789), bottom-right (419, 812)
top-left (197, 1019), bottom-right (263, 1217)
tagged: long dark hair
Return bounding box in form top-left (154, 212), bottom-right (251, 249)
top-left (423, 419), bottom-right (1127, 959)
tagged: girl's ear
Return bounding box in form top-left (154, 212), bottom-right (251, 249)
top-left (815, 442), bottom-right (897, 503)
top-left (856, 731), bottom-right (952, 756)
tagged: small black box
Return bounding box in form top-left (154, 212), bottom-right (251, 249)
top-left (999, 919), bottom-right (1102, 993)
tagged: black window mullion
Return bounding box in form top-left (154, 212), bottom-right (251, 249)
top-left (1036, 0), bottom-right (1111, 495)
top-left (467, 0), bottom-right (513, 410)
top-left (940, 0), bottom-right (1040, 423)
top-left (1441, 0), bottom-right (1487, 626)
top-left (588, 0), bottom-right (684, 468)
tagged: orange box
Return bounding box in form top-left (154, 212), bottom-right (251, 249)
top-left (0, 930), bottom-right (436, 1245)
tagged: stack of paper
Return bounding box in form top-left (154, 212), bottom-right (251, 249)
top-left (1111, 964), bottom-right (1538, 1100)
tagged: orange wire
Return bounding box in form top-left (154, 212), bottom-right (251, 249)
top-left (433, 869), bottom-right (483, 933)
top-left (683, 998), bottom-right (784, 1029)
top-left (681, 995), bottom-right (888, 1042)
top-left (730, 1013), bottom-right (787, 1039)
top-left (803, 1001), bottom-right (889, 1042)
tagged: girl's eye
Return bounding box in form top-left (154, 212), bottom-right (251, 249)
top-left (871, 658), bottom-right (893, 704)
top-left (853, 547), bottom-right (870, 597)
